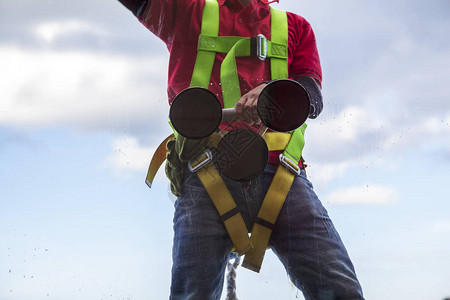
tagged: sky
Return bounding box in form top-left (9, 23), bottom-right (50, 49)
top-left (0, 0), bottom-right (449, 299)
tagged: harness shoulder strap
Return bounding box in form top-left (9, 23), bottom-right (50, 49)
top-left (190, 0), bottom-right (219, 88)
top-left (269, 6), bottom-right (289, 80)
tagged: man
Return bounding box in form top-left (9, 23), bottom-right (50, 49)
top-left (117, 0), bottom-right (364, 299)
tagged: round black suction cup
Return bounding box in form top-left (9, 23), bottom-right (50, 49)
top-left (258, 79), bottom-right (310, 132)
top-left (169, 87), bottom-right (222, 139)
top-left (215, 129), bottom-right (268, 181)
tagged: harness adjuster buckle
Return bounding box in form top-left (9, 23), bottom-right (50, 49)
top-left (279, 153), bottom-right (301, 175)
top-left (256, 34), bottom-right (268, 61)
top-left (188, 150), bottom-right (213, 173)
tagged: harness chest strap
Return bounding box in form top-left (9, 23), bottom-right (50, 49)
top-left (190, 0), bottom-right (289, 104)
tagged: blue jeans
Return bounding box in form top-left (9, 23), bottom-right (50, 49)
top-left (170, 164), bottom-right (364, 300)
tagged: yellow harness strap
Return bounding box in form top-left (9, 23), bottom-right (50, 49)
top-left (145, 130), bottom-right (297, 272)
top-left (194, 157), bottom-right (253, 256)
top-left (145, 134), bottom-right (175, 188)
top-left (263, 132), bottom-right (291, 151)
top-left (145, 132), bottom-right (291, 188)
top-left (242, 164), bottom-right (295, 272)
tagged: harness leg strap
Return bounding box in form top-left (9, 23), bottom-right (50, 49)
top-left (242, 164), bottom-right (296, 272)
top-left (196, 162), bottom-right (253, 256)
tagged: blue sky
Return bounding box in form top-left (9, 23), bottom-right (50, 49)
top-left (1, 0), bottom-right (449, 299)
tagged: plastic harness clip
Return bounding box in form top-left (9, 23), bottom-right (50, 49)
top-left (279, 153), bottom-right (301, 175)
top-left (188, 150), bottom-right (213, 172)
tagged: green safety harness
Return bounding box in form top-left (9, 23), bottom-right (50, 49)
top-left (146, 0), bottom-right (307, 272)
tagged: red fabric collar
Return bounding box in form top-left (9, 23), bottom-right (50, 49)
top-left (218, 0), bottom-right (269, 9)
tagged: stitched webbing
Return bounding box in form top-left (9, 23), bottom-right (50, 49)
top-left (269, 6), bottom-right (288, 80)
top-left (196, 162), bottom-right (253, 255)
top-left (242, 164), bottom-right (295, 272)
top-left (190, 0), bottom-right (219, 88)
top-left (283, 123), bottom-right (307, 165)
top-left (185, 0), bottom-right (307, 274)
top-left (220, 38), bottom-right (252, 108)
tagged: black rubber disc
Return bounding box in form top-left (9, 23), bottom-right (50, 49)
top-left (169, 87), bottom-right (222, 139)
top-left (258, 79), bottom-right (310, 132)
top-left (215, 129), bottom-right (268, 181)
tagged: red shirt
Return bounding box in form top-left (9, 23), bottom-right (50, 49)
top-left (140, 0), bottom-right (322, 164)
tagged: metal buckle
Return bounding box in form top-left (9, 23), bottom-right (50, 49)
top-left (279, 154), bottom-right (301, 175)
top-left (256, 34), bottom-right (268, 61)
top-left (188, 150), bottom-right (213, 173)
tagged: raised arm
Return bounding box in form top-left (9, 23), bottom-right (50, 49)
top-left (117, 0), bottom-right (149, 17)
top-left (294, 76), bottom-right (323, 119)
top-left (117, 0), bottom-right (194, 46)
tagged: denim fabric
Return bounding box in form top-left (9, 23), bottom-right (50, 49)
top-left (170, 164), bottom-right (364, 300)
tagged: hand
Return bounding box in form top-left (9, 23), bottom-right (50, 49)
top-left (234, 83), bottom-right (267, 125)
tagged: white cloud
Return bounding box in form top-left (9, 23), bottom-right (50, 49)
top-left (104, 135), bottom-right (156, 177)
top-left (103, 135), bottom-right (171, 188)
top-left (33, 20), bottom-right (108, 43)
top-left (325, 184), bottom-right (398, 205)
top-left (430, 220), bottom-right (450, 234)
top-left (0, 46), bottom-right (169, 132)
top-left (305, 161), bottom-right (353, 188)
top-left (302, 106), bottom-right (387, 185)
top-left (423, 114), bottom-right (450, 135)
top-left (309, 106), bottom-right (382, 143)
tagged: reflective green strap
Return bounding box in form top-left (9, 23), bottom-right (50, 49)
top-left (270, 6), bottom-right (305, 164)
top-left (221, 7), bottom-right (288, 108)
top-left (191, 2), bottom-right (289, 109)
top-left (267, 41), bottom-right (288, 59)
top-left (198, 35), bottom-right (247, 53)
top-left (198, 35), bottom-right (287, 58)
top-left (220, 38), bottom-right (253, 108)
top-left (190, 0), bottom-right (219, 88)
top-left (270, 7), bottom-right (288, 80)
top-left (168, 120), bottom-right (178, 138)
top-left (283, 123), bottom-right (307, 164)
